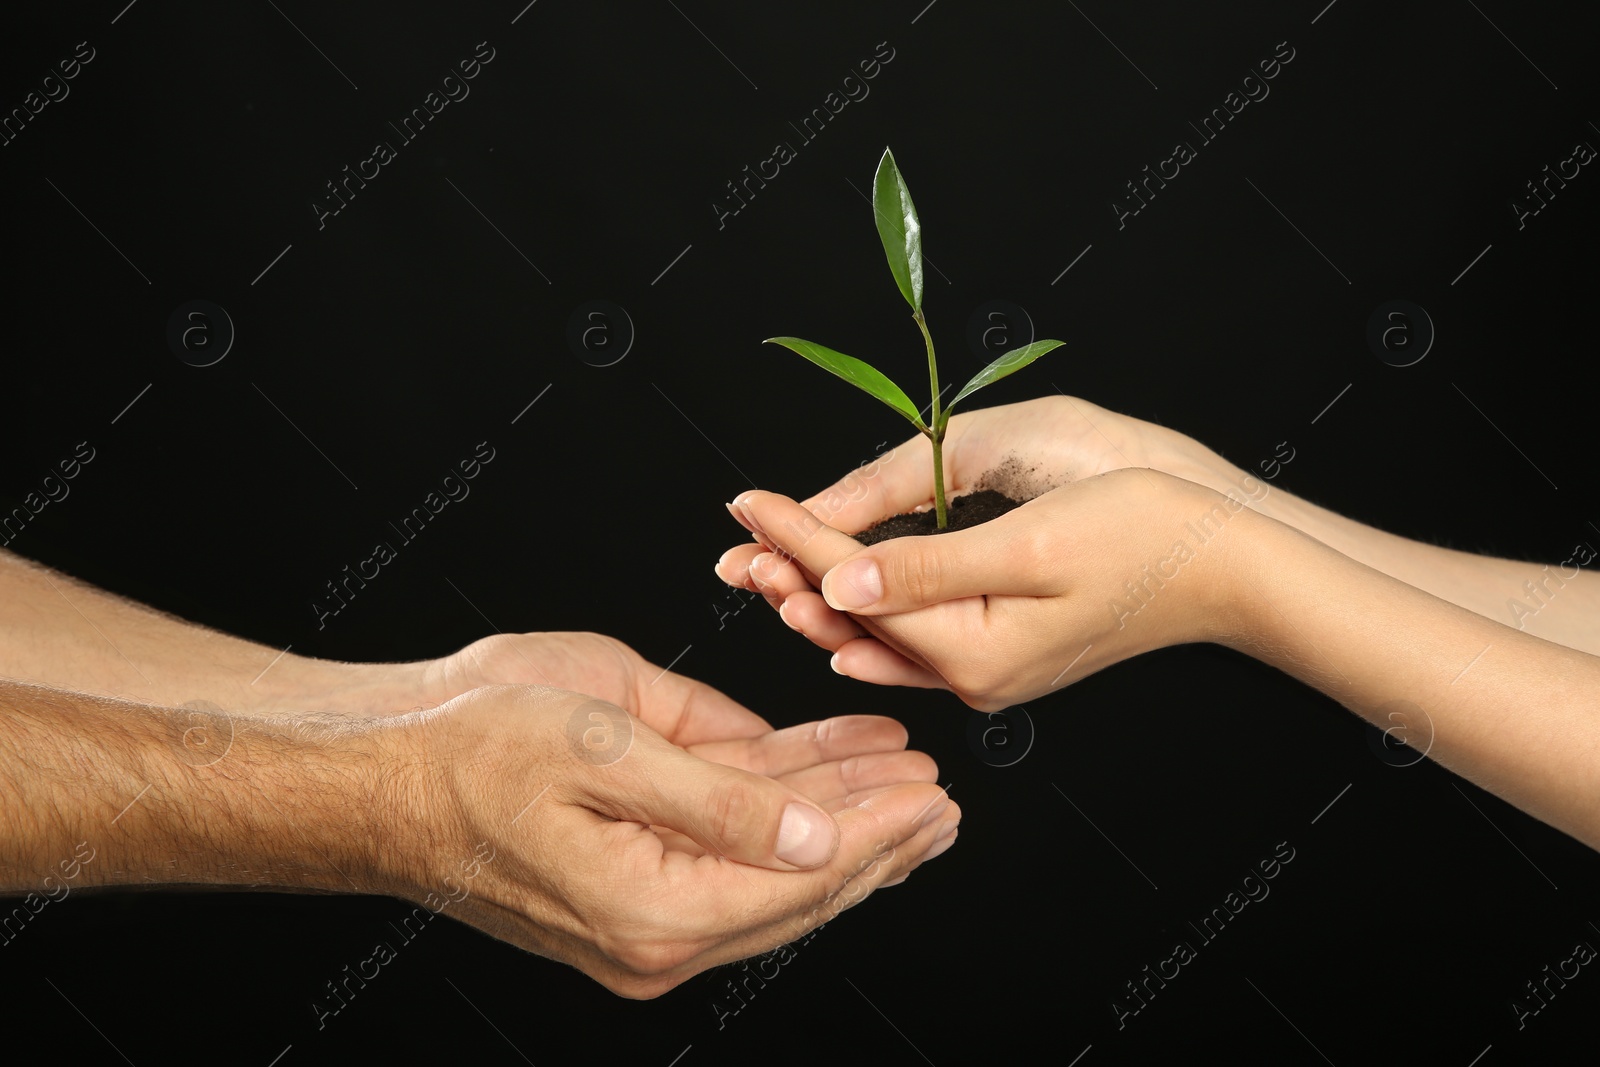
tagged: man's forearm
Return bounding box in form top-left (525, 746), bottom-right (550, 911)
top-left (0, 550), bottom-right (421, 714)
top-left (1227, 512), bottom-right (1600, 849)
top-left (0, 679), bottom-right (400, 897)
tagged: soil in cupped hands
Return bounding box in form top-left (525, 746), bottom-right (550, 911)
top-left (854, 455), bottom-right (1048, 545)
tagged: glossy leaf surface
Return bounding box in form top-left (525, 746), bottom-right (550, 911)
top-left (947, 339), bottom-right (1064, 413)
top-left (766, 336), bottom-right (926, 428)
top-left (872, 148), bottom-right (923, 311)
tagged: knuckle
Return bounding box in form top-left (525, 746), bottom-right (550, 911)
top-left (597, 910), bottom-right (701, 978)
top-left (702, 777), bottom-right (760, 848)
top-left (597, 967), bottom-right (683, 999)
top-left (590, 632), bottom-right (640, 664)
top-left (967, 663), bottom-right (1022, 708)
top-left (944, 654), bottom-right (995, 699)
top-left (967, 686), bottom-right (1002, 710)
top-left (966, 692), bottom-right (1010, 713)
top-left (612, 937), bottom-right (694, 977)
top-left (865, 480), bottom-right (893, 519)
top-left (885, 544), bottom-right (945, 604)
top-left (462, 632), bottom-right (515, 672)
top-left (811, 487), bottom-right (850, 523)
top-left (1012, 524), bottom-right (1054, 578)
top-left (473, 632), bottom-right (515, 655)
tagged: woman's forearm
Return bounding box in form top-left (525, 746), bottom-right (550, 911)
top-left (1170, 448), bottom-right (1600, 655)
top-left (1228, 510), bottom-right (1600, 847)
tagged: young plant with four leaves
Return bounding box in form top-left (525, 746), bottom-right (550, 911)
top-left (766, 147), bottom-right (1063, 529)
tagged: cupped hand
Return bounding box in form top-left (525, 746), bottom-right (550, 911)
top-left (376, 684), bottom-right (959, 998)
top-left (776, 394), bottom-right (1231, 538)
top-left (715, 396), bottom-right (1250, 647)
top-left (719, 468), bottom-right (1254, 710)
top-left (416, 631), bottom-right (932, 794)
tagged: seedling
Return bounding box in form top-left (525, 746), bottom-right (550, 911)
top-left (767, 147), bottom-right (1062, 529)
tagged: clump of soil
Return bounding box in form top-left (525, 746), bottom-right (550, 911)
top-left (856, 489), bottom-right (1019, 544)
top-left (856, 454), bottom-right (1052, 544)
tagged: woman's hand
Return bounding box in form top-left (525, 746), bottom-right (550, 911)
top-left (776, 394), bottom-right (1249, 539)
top-left (721, 468), bottom-right (1256, 710)
top-left (716, 396), bottom-right (1266, 666)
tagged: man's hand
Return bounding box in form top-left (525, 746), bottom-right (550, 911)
top-left (408, 631), bottom-right (938, 802)
top-left (378, 684), bottom-right (958, 997)
top-left (1, 679), bottom-right (959, 998)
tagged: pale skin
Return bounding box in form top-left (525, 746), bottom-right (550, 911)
top-left (716, 395), bottom-right (1600, 851)
top-left (0, 550), bottom-right (960, 997)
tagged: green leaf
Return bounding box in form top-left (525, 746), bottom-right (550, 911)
top-left (872, 148), bottom-right (923, 311)
top-left (946, 339), bottom-right (1064, 413)
top-left (765, 336), bottom-right (926, 429)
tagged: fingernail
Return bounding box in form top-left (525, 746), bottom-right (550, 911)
top-left (715, 550), bottom-right (736, 585)
top-left (918, 797), bottom-right (950, 830)
top-left (823, 559), bottom-right (882, 610)
top-left (924, 830), bottom-right (958, 861)
top-left (726, 501), bottom-right (755, 533)
top-left (880, 873), bottom-right (908, 888)
top-left (830, 652), bottom-right (844, 675)
top-left (737, 502), bottom-right (768, 537)
top-left (776, 803), bottom-right (835, 867)
top-left (749, 551), bottom-right (779, 586)
top-left (778, 600), bottom-right (803, 632)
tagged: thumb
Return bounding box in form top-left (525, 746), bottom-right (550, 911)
top-left (820, 517), bottom-right (1052, 615)
top-left (582, 724), bottom-right (840, 870)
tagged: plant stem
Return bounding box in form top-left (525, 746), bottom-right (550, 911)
top-left (912, 308), bottom-right (947, 528)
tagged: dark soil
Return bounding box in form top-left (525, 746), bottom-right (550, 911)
top-left (856, 489), bottom-right (1024, 544)
top-left (853, 455), bottom-right (1054, 544)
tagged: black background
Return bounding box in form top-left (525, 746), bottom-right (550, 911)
top-left (3, 1), bottom-right (1598, 1063)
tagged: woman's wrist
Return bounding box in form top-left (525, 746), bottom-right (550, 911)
top-left (1198, 504), bottom-right (1305, 653)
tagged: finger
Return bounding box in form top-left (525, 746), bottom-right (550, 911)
top-left (797, 433), bottom-right (939, 536)
top-left (715, 543), bottom-right (767, 591)
top-left (778, 591), bottom-right (867, 650)
top-left (720, 795), bottom-right (961, 956)
top-left (879, 826), bottom-right (959, 888)
top-left (725, 500), bottom-right (780, 554)
top-left (635, 665), bottom-right (773, 747)
top-left (751, 556), bottom-right (844, 640)
top-left (747, 551), bottom-right (813, 600)
top-left (733, 490), bottom-right (866, 586)
top-left (581, 726), bottom-right (842, 870)
top-left (674, 782), bottom-right (960, 951)
top-left (818, 506), bottom-right (1062, 614)
top-left (734, 491), bottom-right (988, 679)
top-left (570, 785), bottom-right (963, 997)
top-left (650, 747), bottom-right (937, 849)
top-left (775, 749), bottom-right (939, 810)
top-left (686, 714), bottom-right (911, 778)
top-left (832, 636), bottom-right (950, 690)
top-left (767, 592), bottom-right (947, 687)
